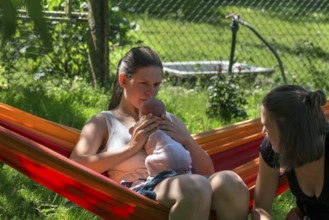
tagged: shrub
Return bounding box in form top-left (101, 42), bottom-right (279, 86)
top-left (206, 74), bottom-right (248, 123)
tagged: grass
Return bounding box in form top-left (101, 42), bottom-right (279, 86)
top-left (0, 74), bottom-right (291, 219)
top-left (158, 84), bottom-right (224, 133)
top-left (1, 1), bottom-right (328, 219)
top-left (0, 76), bottom-right (108, 129)
top-left (123, 4), bottom-right (328, 88)
top-left (0, 164), bottom-right (98, 220)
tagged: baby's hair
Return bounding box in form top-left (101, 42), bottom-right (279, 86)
top-left (139, 98), bottom-right (166, 117)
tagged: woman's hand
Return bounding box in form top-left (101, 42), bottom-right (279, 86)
top-left (158, 114), bottom-right (191, 146)
top-left (159, 113), bottom-right (215, 175)
top-left (128, 114), bottom-right (161, 152)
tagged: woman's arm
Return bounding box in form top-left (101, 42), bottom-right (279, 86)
top-left (251, 153), bottom-right (280, 220)
top-left (159, 113), bottom-right (215, 176)
top-left (70, 113), bottom-right (160, 173)
top-left (70, 114), bottom-right (137, 173)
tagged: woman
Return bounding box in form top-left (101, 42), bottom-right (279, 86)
top-left (251, 85), bottom-right (329, 220)
top-left (70, 46), bottom-right (249, 220)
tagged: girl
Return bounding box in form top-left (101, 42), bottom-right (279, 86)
top-left (252, 85), bottom-right (329, 220)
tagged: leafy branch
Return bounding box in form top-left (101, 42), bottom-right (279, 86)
top-left (1, 0), bottom-right (52, 49)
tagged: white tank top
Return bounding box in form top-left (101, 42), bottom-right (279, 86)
top-left (102, 111), bottom-right (148, 186)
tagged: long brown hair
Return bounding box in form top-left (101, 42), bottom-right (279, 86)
top-left (108, 46), bottom-right (163, 110)
top-left (262, 85), bottom-right (329, 170)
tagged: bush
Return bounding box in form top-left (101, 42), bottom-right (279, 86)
top-left (0, 2), bottom-right (139, 83)
top-left (206, 74), bottom-right (248, 123)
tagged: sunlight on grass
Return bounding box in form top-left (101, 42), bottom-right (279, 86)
top-left (158, 83), bottom-right (224, 133)
top-left (271, 190), bottom-right (296, 220)
top-left (0, 75), bottom-right (300, 219)
top-left (0, 59), bottom-right (303, 220)
top-left (1, 2), bottom-right (328, 218)
top-left (0, 164), bottom-right (99, 219)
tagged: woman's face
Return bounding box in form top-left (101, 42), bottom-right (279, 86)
top-left (123, 66), bottom-right (163, 109)
top-left (261, 105), bottom-right (280, 153)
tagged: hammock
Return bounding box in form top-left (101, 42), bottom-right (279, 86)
top-left (1, 101), bottom-right (328, 219)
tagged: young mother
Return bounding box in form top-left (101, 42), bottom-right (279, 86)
top-left (252, 85), bottom-right (329, 219)
top-left (70, 46), bottom-right (249, 219)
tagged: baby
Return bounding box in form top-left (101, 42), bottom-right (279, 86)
top-left (131, 98), bottom-right (192, 180)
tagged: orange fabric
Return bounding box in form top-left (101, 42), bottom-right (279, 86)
top-left (0, 127), bottom-right (168, 220)
top-left (1, 101), bottom-right (328, 219)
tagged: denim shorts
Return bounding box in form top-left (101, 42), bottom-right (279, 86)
top-left (121, 170), bottom-right (179, 200)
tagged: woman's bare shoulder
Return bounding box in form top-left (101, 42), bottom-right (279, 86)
top-left (82, 113), bottom-right (108, 133)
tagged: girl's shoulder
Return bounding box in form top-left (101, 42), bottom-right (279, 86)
top-left (260, 137), bottom-right (280, 169)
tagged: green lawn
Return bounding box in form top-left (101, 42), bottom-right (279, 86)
top-left (1, 1), bottom-right (327, 219)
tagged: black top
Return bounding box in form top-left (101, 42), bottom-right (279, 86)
top-left (260, 134), bottom-right (329, 219)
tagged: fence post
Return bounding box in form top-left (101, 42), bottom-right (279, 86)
top-left (65, 0), bottom-right (72, 18)
top-left (87, 0), bottom-right (109, 87)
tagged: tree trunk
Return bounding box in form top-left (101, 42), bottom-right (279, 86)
top-left (87, 0), bottom-right (109, 87)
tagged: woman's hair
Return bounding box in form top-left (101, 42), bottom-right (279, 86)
top-left (262, 85), bottom-right (329, 170)
top-left (108, 46), bottom-right (163, 110)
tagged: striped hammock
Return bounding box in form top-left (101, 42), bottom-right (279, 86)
top-left (1, 101), bottom-right (327, 219)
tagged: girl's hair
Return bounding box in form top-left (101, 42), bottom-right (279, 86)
top-left (262, 85), bottom-right (329, 170)
top-left (108, 46), bottom-right (163, 110)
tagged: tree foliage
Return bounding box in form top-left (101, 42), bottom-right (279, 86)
top-left (1, 0), bottom-right (52, 49)
top-left (0, 1), bottom-right (138, 87)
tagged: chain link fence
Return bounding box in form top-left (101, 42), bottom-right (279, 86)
top-left (118, 0), bottom-right (328, 86)
top-left (1, 2), bottom-right (89, 78)
top-left (0, 0), bottom-right (328, 89)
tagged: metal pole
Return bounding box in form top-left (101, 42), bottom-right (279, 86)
top-left (226, 14), bottom-right (287, 84)
top-left (228, 16), bottom-right (239, 74)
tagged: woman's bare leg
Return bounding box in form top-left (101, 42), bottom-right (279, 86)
top-left (209, 170), bottom-right (250, 220)
top-left (154, 174), bottom-right (212, 220)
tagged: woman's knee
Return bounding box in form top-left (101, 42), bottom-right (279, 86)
top-left (155, 174), bottom-right (213, 219)
top-left (155, 174), bottom-right (212, 207)
top-left (182, 174), bottom-right (212, 198)
top-left (209, 170), bottom-right (249, 201)
top-left (209, 171), bottom-right (250, 219)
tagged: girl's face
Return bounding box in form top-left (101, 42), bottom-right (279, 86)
top-left (122, 66), bottom-right (163, 110)
top-left (261, 105), bottom-right (280, 153)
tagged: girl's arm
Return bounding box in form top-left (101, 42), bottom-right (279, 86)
top-left (251, 153), bottom-right (280, 220)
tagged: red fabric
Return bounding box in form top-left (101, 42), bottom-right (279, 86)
top-left (4, 101), bottom-right (323, 218)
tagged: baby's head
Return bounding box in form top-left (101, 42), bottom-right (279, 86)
top-left (139, 98), bottom-right (166, 118)
top-left (129, 98), bottom-right (166, 135)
